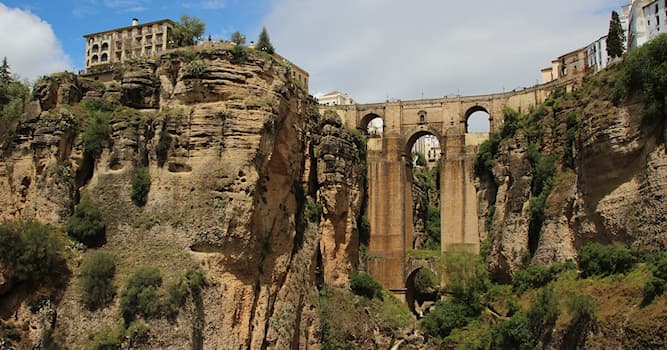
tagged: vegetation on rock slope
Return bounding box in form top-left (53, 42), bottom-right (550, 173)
top-left (458, 34), bottom-right (667, 349)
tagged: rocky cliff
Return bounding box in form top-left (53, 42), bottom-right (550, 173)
top-left (0, 43), bottom-right (366, 349)
top-left (479, 65), bottom-right (667, 280)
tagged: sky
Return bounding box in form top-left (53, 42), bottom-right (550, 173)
top-left (0, 0), bottom-right (625, 104)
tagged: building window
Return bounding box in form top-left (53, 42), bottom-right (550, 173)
top-left (418, 111), bottom-right (427, 124)
top-left (101, 53), bottom-right (108, 62)
top-left (91, 55), bottom-right (99, 64)
top-left (92, 44), bottom-right (99, 53)
top-left (101, 42), bottom-right (109, 51)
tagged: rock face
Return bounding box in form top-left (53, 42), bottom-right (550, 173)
top-left (480, 83), bottom-right (667, 279)
top-left (0, 43), bottom-right (366, 349)
top-left (313, 111), bottom-right (365, 286)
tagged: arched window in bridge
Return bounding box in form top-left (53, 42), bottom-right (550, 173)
top-left (465, 106), bottom-right (491, 133)
top-left (418, 111), bottom-right (427, 124)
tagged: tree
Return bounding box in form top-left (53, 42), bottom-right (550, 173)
top-left (606, 11), bottom-right (625, 59)
top-left (255, 27), bottom-right (275, 54)
top-left (231, 31), bottom-right (246, 45)
top-left (0, 57), bottom-right (10, 84)
top-left (66, 193), bottom-right (106, 247)
top-left (131, 167), bottom-right (151, 206)
top-left (81, 251), bottom-right (116, 310)
top-left (171, 15), bottom-right (206, 48)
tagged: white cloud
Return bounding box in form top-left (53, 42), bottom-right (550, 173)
top-left (264, 0), bottom-right (617, 103)
top-left (0, 4), bottom-right (72, 81)
top-left (183, 0), bottom-right (225, 10)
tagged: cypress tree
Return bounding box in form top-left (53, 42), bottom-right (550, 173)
top-left (606, 11), bottom-right (625, 59)
top-left (0, 57), bottom-right (10, 84)
top-left (255, 27), bottom-right (275, 55)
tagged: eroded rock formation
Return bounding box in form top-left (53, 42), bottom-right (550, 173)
top-left (0, 44), bottom-right (366, 349)
top-left (479, 83), bottom-right (667, 280)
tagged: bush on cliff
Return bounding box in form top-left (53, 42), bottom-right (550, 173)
top-left (83, 111), bottom-right (110, 159)
top-left (512, 260), bottom-right (576, 294)
top-left (131, 167), bottom-right (151, 206)
top-left (81, 251), bottom-right (116, 310)
top-left (349, 270), bottom-right (383, 300)
top-left (120, 267), bottom-right (162, 323)
top-left (578, 242), bottom-right (637, 277)
top-left (67, 194), bottom-right (106, 247)
top-left (0, 221), bottom-right (65, 286)
top-left (155, 127), bottom-right (172, 167)
top-left (614, 33), bottom-right (667, 121)
top-left (644, 252), bottom-right (667, 303)
top-left (421, 300), bottom-right (475, 339)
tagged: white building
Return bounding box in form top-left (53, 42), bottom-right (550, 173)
top-left (587, 36), bottom-right (609, 73)
top-left (643, 0), bottom-right (667, 40)
top-left (626, 0), bottom-right (666, 50)
top-left (412, 135), bottom-right (441, 166)
top-left (316, 91), bottom-right (354, 106)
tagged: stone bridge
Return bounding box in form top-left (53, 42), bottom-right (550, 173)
top-left (323, 82), bottom-right (571, 301)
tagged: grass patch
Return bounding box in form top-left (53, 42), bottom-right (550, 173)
top-left (406, 249), bottom-right (441, 259)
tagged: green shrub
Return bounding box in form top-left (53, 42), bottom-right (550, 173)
top-left (184, 59), bottom-right (206, 77)
top-left (82, 98), bottom-right (118, 113)
top-left (413, 151), bottom-right (427, 167)
top-left (644, 252), bottom-right (667, 303)
top-left (512, 260), bottom-right (576, 294)
top-left (0, 77), bottom-right (30, 140)
top-left (186, 268), bottom-right (207, 294)
top-left (578, 242), bottom-right (637, 277)
top-left (420, 300), bottom-right (475, 339)
top-left (0, 221), bottom-right (65, 285)
top-left (126, 321), bottom-right (149, 346)
top-left (425, 205), bottom-right (441, 250)
top-left (92, 325), bottom-right (124, 350)
top-left (67, 194), bottom-right (105, 247)
top-left (231, 44), bottom-right (248, 64)
top-left (614, 33), bottom-right (667, 120)
top-left (81, 251), bottom-right (116, 310)
top-left (350, 128), bottom-right (367, 165)
top-left (444, 251), bottom-right (490, 312)
top-left (490, 314), bottom-right (536, 350)
top-left (349, 270), bottom-right (383, 300)
top-left (527, 285), bottom-right (560, 337)
top-left (155, 127), bottom-right (172, 167)
top-left (527, 145), bottom-right (557, 254)
top-left (83, 111), bottom-right (110, 158)
top-left (120, 267), bottom-right (162, 323)
top-left (305, 198), bottom-right (323, 222)
top-left (131, 167), bottom-right (151, 206)
top-left (413, 268), bottom-right (438, 296)
top-left (566, 293), bottom-right (597, 325)
top-left (474, 132), bottom-right (501, 178)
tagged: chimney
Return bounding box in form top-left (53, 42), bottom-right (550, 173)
top-left (132, 18), bottom-right (139, 26)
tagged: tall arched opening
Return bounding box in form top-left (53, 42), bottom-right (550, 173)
top-left (359, 113), bottom-right (383, 137)
top-left (465, 106), bottom-right (491, 133)
top-left (405, 131), bottom-right (442, 251)
top-left (405, 267), bottom-right (439, 317)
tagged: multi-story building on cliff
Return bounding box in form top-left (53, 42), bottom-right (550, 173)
top-left (83, 18), bottom-right (175, 73)
top-left (626, 0), bottom-right (666, 50)
top-left (541, 47), bottom-right (588, 83)
top-left (587, 36), bottom-right (609, 73)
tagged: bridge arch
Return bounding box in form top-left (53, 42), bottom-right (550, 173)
top-left (465, 105), bottom-right (491, 133)
top-left (404, 129), bottom-right (443, 159)
top-left (405, 267), bottom-right (440, 316)
top-left (359, 113), bottom-right (384, 136)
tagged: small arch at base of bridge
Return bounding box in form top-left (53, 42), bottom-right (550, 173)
top-left (404, 261), bottom-right (442, 318)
